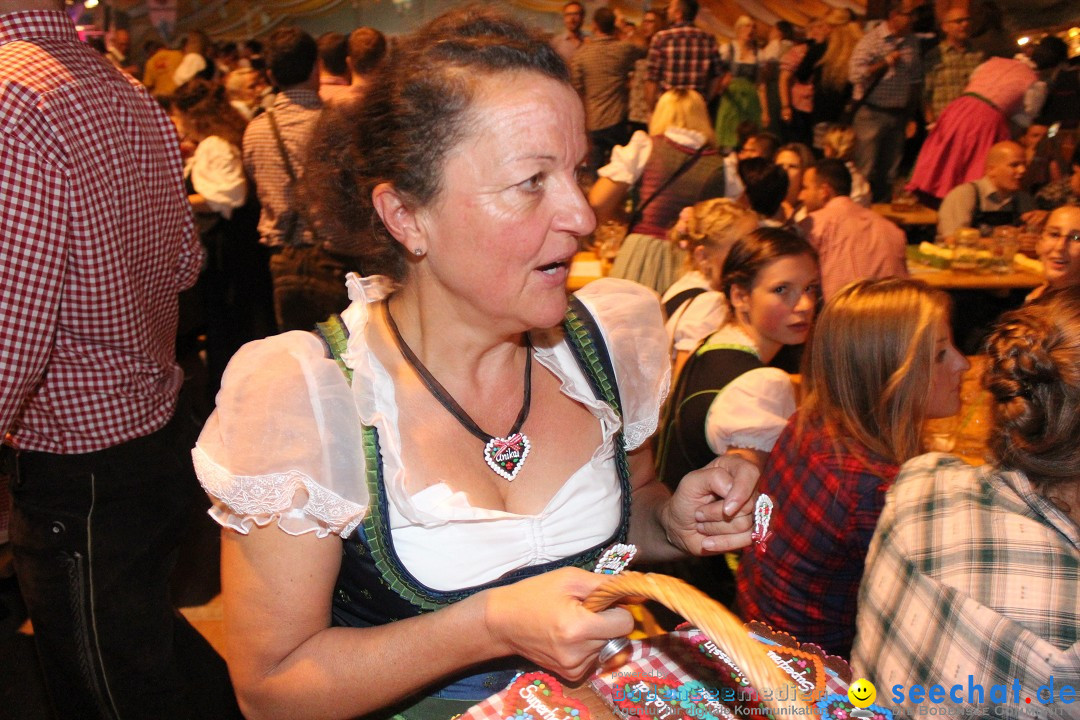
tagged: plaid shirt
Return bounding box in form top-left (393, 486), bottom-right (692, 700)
top-left (852, 454), bottom-right (1080, 719)
top-left (923, 43), bottom-right (983, 119)
top-left (242, 87), bottom-right (322, 247)
top-left (736, 412), bottom-right (899, 658)
top-left (0, 10), bottom-right (201, 454)
top-left (571, 36), bottom-right (645, 131)
top-left (1036, 177), bottom-right (1080, 211)
top-left (848, 21), bottom-right (922, 109)
top-left (646, 22), bottom-right (722, 98)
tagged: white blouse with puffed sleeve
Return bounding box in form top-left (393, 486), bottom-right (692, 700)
top-left (700, 325), bottom-right (797, 456)
top-left (192, 275), bottom-right (670, 591)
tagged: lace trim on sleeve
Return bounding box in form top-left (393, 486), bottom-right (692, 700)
top-left (193, 446), bottom-right (367, 539)
top-left (623, 408), bottom-right (659, 451)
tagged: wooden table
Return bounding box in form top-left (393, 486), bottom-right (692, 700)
top-left (567, 251), bottom-right (605, 291)
top-left (572, 249), bottom-right (1042, 293)
top-left (906, 261), bottom-right (1043, 290)
top-left (873, 202), bottom-right (938, 228)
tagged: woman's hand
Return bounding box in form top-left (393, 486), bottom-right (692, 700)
top-left (483, 568), bottom-right (635, 681)
top-left (660, 455), bottom-right (758, 556)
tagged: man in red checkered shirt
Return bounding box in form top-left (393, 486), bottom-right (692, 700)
top-left (644, 0), bottom-right (723, 110)
top-left (0, 2), bottom-right (238, 717)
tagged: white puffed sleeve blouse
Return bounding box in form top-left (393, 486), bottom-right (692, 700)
top-left (193, 275), bottom-right (670, 590)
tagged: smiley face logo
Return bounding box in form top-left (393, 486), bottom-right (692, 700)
top-left (848, 678), bottom-right (876, 708)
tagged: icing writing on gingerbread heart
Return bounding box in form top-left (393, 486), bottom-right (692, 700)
top-left (503, 672), bottom-right (589, 720)
top-left (764, 646), bottom-right (826, 696)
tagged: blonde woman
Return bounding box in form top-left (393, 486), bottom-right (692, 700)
top-left (774, 142), bottom-right (815, 222)
top-left (854, 286), bottom-right (1080, 716)
top-left (590, 89), bottom-right (727, 294)
top-left (821, 125), bottom-right (872, 207)
top-left (715, 16), bottom-right (766, 150)
top-left (813, 8), bottom-right (861, 123)
top-left (737, 278), bottom-right (970, 656)
top-left (661, 198), bottom-right (758, 375)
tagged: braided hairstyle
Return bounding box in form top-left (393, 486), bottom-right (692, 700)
top-left (668, 198), bottom-right (757, 287)
top-left (983, 286), bottom-right (1080, 490)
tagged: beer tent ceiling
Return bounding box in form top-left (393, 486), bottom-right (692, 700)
top-left (110, 0), bottom-right (1079, 44)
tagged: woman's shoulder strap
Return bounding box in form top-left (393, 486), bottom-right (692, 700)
top-left (316, 314), bottom-right (353, 385)
top-left (663, 286), bottom-right (709, 318)
top-left (563, 295), bottom-right (624, 418)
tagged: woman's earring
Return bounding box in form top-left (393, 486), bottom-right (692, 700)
top-left (413, 247), bottom-right (426, 257)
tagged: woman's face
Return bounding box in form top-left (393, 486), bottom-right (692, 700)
top-left (737, 22), bottom-right (755, 44)
top-left (731, 253), bottom-right (820, 361)
top-left (775, 150), bottom-right (804, 204)
top-left (807, 20), bottom-right (830, 43)
top-left (411, 72), bottom-right (593, 333)
top-left (1038, 206), bottom-right (1080, 291)
top-left (1021, 124), bottom-right (1048, 150)
top-left (171, 111), bottom-right (198, 141)
top-left (924, 319), bottom-right (970, 419)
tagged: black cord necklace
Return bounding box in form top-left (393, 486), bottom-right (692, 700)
top-left (383, 301), bottom-right (533, 481)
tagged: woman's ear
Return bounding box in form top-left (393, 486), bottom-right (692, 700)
top-left (729, 282), bottom-right (751, 316)
top-left (372, 182), bottom-right (425, 255)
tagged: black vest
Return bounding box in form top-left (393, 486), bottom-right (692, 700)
top-left (655, 339), bottom-right (762, 490)
top-left (314, 296), bottom-right (633, 628)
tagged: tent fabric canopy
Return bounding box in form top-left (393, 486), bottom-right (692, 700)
top-left (116, 0), bottom-right (1076, 43)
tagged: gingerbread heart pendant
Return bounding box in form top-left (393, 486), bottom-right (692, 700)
top-left (484, 432), bottom-right (531, 481)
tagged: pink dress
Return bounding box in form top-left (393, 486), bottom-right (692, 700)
top-left (908, 58), bottom-right (1037, 200)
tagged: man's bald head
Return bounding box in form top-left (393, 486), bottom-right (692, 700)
top-left (985, 141), bottom-right (1026, 194)
top-left (986, 141), bottom-right (1022, 168)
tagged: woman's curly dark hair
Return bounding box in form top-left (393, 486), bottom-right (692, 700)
top-left (301, 5), bottom-right (569, 278)
top-left (171, 78), bottom-right (248, 147)
top-left (983, 285), bottom-right (1080, 491)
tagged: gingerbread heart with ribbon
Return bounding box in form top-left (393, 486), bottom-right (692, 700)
top-left (484, 433), bottom-right (531, 481)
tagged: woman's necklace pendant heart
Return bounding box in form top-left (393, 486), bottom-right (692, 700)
top-left (483, 432), bottom-right (531, 481)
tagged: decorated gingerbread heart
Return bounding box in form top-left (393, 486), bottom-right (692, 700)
top-left (677, 680), bottom-right (739, 720)
top-left (683, 628), bottom-right (753, 689)
top-left (681, 629), bottom-right (771, 718)
top-left (484, 433), bottom-right (530, 481)
top-left (747, 621), bottom-right (853, 688)
top-left (605, 674), bottom-right (686, 720)
top-left (816, 693), bottom-right (894, 720)
top-left (502, 672), bottom-right (590, 720)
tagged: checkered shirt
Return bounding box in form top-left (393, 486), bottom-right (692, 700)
top-left (736, 412), bottom-right (899, 658)
top-left (0, 10), bottom-right (202, 454)
top-left (646, 22), bottom-right (722, 98)
top-left (1035, 178), bottom-right (1080, 211)
top-left (852, 453), bottom-right (1080, 719)
top-left (923, 43), bottom-right (984, 119)
top-left (242, 88), bottom-right (322, 247)
top-left (571, 36), bottom-right (645, 131)
top-left (848, 21), bottom-right (922, 109)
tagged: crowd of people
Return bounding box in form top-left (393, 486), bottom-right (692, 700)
top-left (1, 0), bottom-right (1078, 719)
